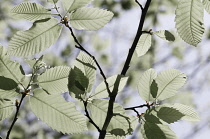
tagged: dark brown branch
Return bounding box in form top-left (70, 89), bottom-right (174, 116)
top-left (66, 26), bottom-right (112, 95)
top-left (6, 94), bottom-right (26, 139)
top-left (98, 1), bottom-right (152, 138)
top-left (135, 0), bottom-right (143, 10)
top-left (83, 101), bottom-right (101, 132)
top-left (124, 104), bottom-right (148, 110)
top-left (121, 0), bottom-right (152, 75)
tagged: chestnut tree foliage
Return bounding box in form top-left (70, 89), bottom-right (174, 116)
top-left (1, 0), bottom-right (210, 138)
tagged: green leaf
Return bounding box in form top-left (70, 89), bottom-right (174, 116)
top-left (171, 103), bottom-right (200, 121)
top-left (68, 67), bottom-right (89, 99)
top-left (91, 75), bottom-right (128, 99)
top-left (0, 45), bottom-right (25, 95)
top-left (141, 121), bottom-right (177, 139)
top-left (74, 52), bottom-right (96, 92)
top-left (154, 30), bottom-right (175, 42)
top-left (203, 0), bottom-right (210, 14)
top-left (0, 76), bottom-right (18, 98)
top-left (63, 0), bottom-right (92, 12)
top-left (0, 98), bottom-right (14, 121)
top-left (88, 99), bottom-right (134, 136)
top-left (175, 0), bottom-right (204, 46)
top-left (11, 2), bottom-right (51, 21)
top-left (156, 106), bottom-right (184, 124)
top-left (8, 18), bottom-right (62, 57)
top-left (37, 66), bottom-right (71, 94)
top-left (135, 33), bottom-right (152, 57)
top-left (30, 89), bottom-right (88, 134)
top-left (137, 69), bottom-right (157, 101)
top-left (70, 7), bottom-right (114, 30)
top-left (155, 69), bottom-right (187, 101)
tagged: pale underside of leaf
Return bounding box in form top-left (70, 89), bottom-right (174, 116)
top-left (37, 66), bottom-right (71, 94)
top-left (203, 0), bottom-right (210, 14)
top-left (0, 45), bottom-right (24, 90)
top-left (141, 121), bottom-right (177, 139)
top-left (30, 89), bottom-right (87, 134)
top-left (136, 34), bottom-right (152, 57)
top-left (137, 68), bottom-right (157, 101)
top-left (172, 103), bottom-right (200, 121)
top-left (8, 18), bottom-right (62, 57)
top-left (175, 0), bottom-right (204, 46)
top-left (88, 99), bottom-right (133, 136)
top-left (70, 7), bottom-right (114, 30)
top-left (63, 0), bottom-right (92, 13)
top-left (74, 51), bottom-right (96, 92)
top-left (91, 75), bottom-right (128, 99)
top-left (0, 98), bottom-right (14, 121)
top-left (155, 69), bottom-right (187, 101)
top-left (11, 2), bottom-right (51, 21)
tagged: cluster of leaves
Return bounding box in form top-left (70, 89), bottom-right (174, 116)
top-left (0, 0), bottom-right (205, 138)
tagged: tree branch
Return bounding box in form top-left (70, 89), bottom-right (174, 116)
top-left (66, 25), bottom-right (111, 95)
top-left (6, 93), bottom-right (26, 139)
top-left (135, 0), bottom-right (143, 10)
top-left (83, 101), bottom-right (101, 132)
top-left (124, 104), bottom-right (148, 110)
top-left (98, 0), bottom-right (152, 138)
top-left (121, 0), bottom-right (152, 75)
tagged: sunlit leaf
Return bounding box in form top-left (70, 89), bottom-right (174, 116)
top-left (0, 45), bottom-right (24, 98)
top-left (136, 33), bottom-right (152, 57)
top-left (70, 7), bottom-right (114, 30)
top-left (88, 99), bottom-right (134, 136)
top-left (172, 103), bottom-right (200, 121)
top-left (137, 69), bottom-right (157, 101)
top-left (37, 66), bottom-right (71, 94)
top-left (155, 69), bottom-right (187, 100)
top-left (203, 0), bottom-right (210, 14)
top-left (11, 2), bottom-right (51, 21)
top-left (74, 51), bottom-right (96, 92)
top-left (30, 89), bottom-right (88, 134)
top-left (91, 75), bottom-right (128, 99)
top-left (154, 30), bottom-right (175, 42)
top-left (141, 121), bottom-right (177, 139)
top-left (8, 18), bottom-right (62, 57)
top-left (0, 98), bottom-right (14, 121)
top-left (175, 0), bottom-right (204, 46)
top-left (63, 0), bottom-right (92, 12)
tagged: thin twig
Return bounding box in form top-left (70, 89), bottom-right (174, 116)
top-left (124, 104), bottom-right (148, 110)
top-left (6, 94), bottom-right (26, 139)
top-left (66, 25), bottom-right (112, 95)
top-left (135, 0), bottom-right (144, 10)
top-left (83, 101), bottom-right (101, 132)
top-left (52, 0), bottom-right (62, 18)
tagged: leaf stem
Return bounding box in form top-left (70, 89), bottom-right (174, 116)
top-left (66, 26), bottom-right (112, 95)
top-left (83, 101), bottom-right (101, 132)
top-left (6, 93), bottom-right (26, 139)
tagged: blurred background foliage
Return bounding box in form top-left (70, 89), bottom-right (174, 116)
top-left (0, 0), bottom-right (210, 138)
